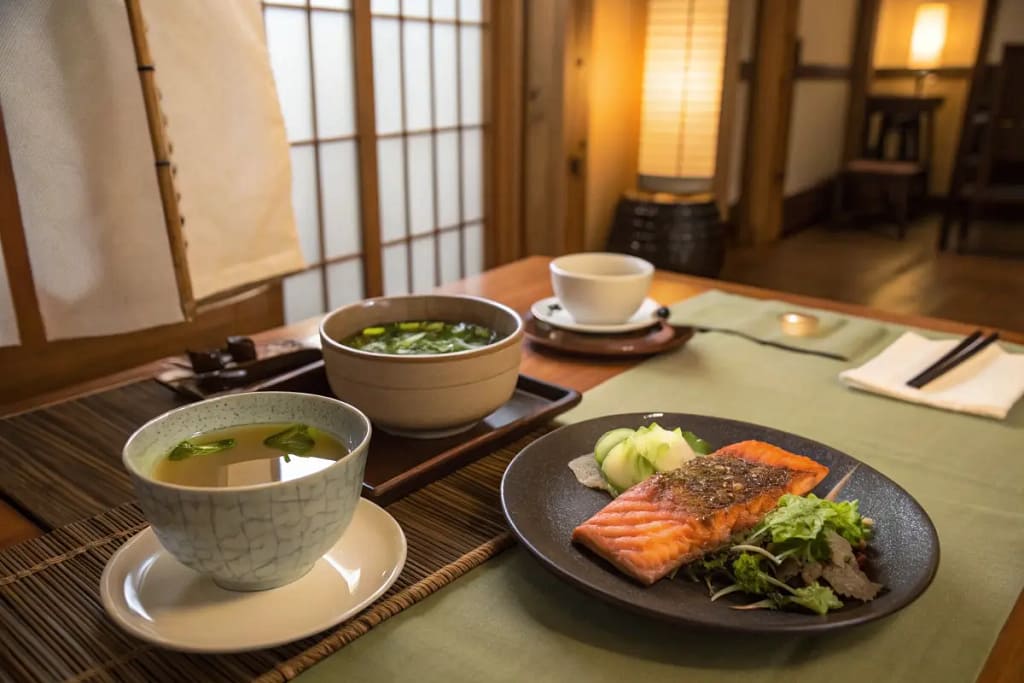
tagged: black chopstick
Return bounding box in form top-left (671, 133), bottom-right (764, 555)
top-left (905, 330), bottom-right (982, 387)
top-left (907, 331), bottom-right (1000, 389)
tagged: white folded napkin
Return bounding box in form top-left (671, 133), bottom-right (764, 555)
top-left (839, 332), bottom-right (1024, 420)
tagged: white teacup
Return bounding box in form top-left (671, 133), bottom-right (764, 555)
top-left (549, 252), bottom-right (654, 325)
top-left (122, 392), bottom-right (371, 591)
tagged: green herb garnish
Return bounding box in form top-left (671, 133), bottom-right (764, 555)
top-left (747, 493), bottom-right (873, 562)
top-left (168, 438), bottom-right (236, 461)
top-left (263, 424), bottom-right (316, 463)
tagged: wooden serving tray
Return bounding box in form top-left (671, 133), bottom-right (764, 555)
top-left (258, 360), bottom-right (581, 505)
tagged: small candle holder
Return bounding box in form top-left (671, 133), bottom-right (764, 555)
top-left (778, 312), bottom-right (819, 337)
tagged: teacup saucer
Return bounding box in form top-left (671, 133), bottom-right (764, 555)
top-left (100, 498), bottom-right (406, 653)
top-left (530, 296), bottom-right (661, 334)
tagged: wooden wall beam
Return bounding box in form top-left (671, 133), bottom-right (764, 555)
top-left (561, 0), bottom-right (592, 254)
top-left (713, 0), bottom-right (746, 220)
top-left (484, 0), bottom-right (525, 267)
top-left (522, 0), bottom-right (576, 257)
top-left (737, 0), bottom-right (800, 245)
top-left (351, 0), bottom-right (383, 297)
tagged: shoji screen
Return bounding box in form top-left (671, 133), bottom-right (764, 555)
top-left (263, 0), bottom-right (488, 324)
top-left (371, 0), bottom-right (486, 296)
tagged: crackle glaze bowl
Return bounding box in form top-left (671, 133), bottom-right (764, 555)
top-left (122, 392), bottom-right (371, 591)
top-left (319, 294), bottom-right (524, 438)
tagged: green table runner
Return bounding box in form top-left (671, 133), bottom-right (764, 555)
top-left (667, 290), bottom-right (893, 360)
top-left (297, 297), bottom-right (1024, 683)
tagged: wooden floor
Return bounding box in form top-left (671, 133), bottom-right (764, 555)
top-left (721, 215), bottom-right (1024, 334)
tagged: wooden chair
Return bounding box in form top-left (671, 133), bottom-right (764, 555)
top-left (833, 95), bottom-right (942, 238)
top-left (942, 45), bottom-right (1024, 251)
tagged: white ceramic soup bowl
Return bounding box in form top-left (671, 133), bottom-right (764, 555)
top-left (549, 252), bottom-right (654, 324)
top-left (123, 391), bottom-right (371, 591)
top-left (320, 294), bottom-right (524, 437)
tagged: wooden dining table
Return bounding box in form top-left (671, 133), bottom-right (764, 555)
top-left (1, 256), bottom-right (1021, 682)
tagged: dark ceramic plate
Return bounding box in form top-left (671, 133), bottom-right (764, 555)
top-left (501, 412), bottom-right (940, 634)
top-left (523, 315), bottom-right (694, 358)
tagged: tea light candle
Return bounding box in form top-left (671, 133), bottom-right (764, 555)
top-left (778, 312), bottom-right (819, 337)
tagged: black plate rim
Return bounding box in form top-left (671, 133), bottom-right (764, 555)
top-left (500, 412), bottom-right (941, 635)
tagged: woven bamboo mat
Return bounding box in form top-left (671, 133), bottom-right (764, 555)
top-left (0, 428), bottom-right (545, 683)
top-left (0, 381), bottom-right (187, 529)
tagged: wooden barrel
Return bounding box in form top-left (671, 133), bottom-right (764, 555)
top-left (606, 191), bottom-right (724, 278)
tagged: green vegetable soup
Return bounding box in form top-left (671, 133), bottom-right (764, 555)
top-left (152, 423), bottom-right (348, 487)
top-left (342, 321), bottom-right (500, 355)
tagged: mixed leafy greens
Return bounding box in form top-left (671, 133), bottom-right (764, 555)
top-left (683, 494), bottom-right (879, 614)
top-left (342, 321), bottom-right (499, 355)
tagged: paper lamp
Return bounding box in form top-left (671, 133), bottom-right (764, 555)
top-left (637, 0), bottom-right (729, 194)
top-left (606, 0), bottom-right (730, 278)
top-left (908, 3), bottom-right (948, 95)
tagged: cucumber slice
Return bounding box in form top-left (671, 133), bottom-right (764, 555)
top-left (593, 427), bottom-right (635, 465)
top-left (600, 440), bottom-right (654, 493)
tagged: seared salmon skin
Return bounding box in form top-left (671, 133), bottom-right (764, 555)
top-left (571, 440), bottom-right (829, 585)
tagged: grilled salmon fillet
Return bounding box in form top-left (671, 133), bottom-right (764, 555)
top-left (571, 440), bottom-right (829, 585)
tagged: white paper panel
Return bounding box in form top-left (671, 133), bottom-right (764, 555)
top-left (146, 0), bottom-right (307, 299)
top-left (436, 131), bottom-right (460, 226)
top-left (461, 128), bottom-right (483, 221)
top-left (459, 25), bottom-right (483, 125)
top-left (377, 138), bottom-right (407, 242)
top-left (439, 230), bottom-right (462, 284)
top-left (459, 0), bottom-right (482, 22)
top-left (383, 244), bottom-right (409, 295)
top-left (312, 0), bottom-right (350, 9)
top-left (371, 0), bottom-right (400, 14)
top-left (403, 21), bottom-right (432, 131)
top-left (463, 223), bottom-right (483, 276)
top-left (432, 24), bottom-right (459, 128)
top-left (0, 233), bottom-right (20, 347)
top-left (372, 18), bottom-right (403, 134)
top-left (404, 0), bottom-right (430, 18)
top-left (0, 0), bottom-right (184, 340)
top-left (283, 269), bottom-right (324, 324)
top-left (411, 237), bottom-right (436, 293)
top-left (407, 135), bottom-right (435, 235)
top-left (319, 141), bottom-right (362, 257)
top-left (290, 145), bottom-right (321, 262)
top-left (433, 0), bottom-right (457, 20)
top-left (311, 10), bottom-right (356, 138)
top-left (271, 0), bottom-right (306, 5)
top-left (265, 7), bottom-right (313, 141)
top-left (327, 259), bottom-right (364, 309)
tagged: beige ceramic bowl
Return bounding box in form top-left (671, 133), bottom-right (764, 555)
top-left (319, 295), bottom-right (524, 437)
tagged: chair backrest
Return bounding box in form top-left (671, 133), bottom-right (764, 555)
top-left (979, 44), bottom-right (1024, 185)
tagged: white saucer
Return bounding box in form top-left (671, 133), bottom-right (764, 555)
top-left (530, 296), bottom-right (662, 334)
top-left (100, 498), bottom-right (406, 653)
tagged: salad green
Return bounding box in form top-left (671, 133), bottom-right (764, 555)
top-left (687, 493), bottom-right (879, 615)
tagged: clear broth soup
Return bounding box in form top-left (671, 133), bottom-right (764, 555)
top-left (151, 423), bottom-right (348, 488)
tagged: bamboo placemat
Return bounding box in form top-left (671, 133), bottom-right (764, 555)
top-left (0, 381), bottom-right (187, 529)
top-left (0, 428), bottom-right (545, 683)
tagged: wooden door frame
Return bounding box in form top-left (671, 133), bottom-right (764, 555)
top-left (484, 0), bottom-right (526, 267)
top-left (737, 0), bottom-right (800, 246)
